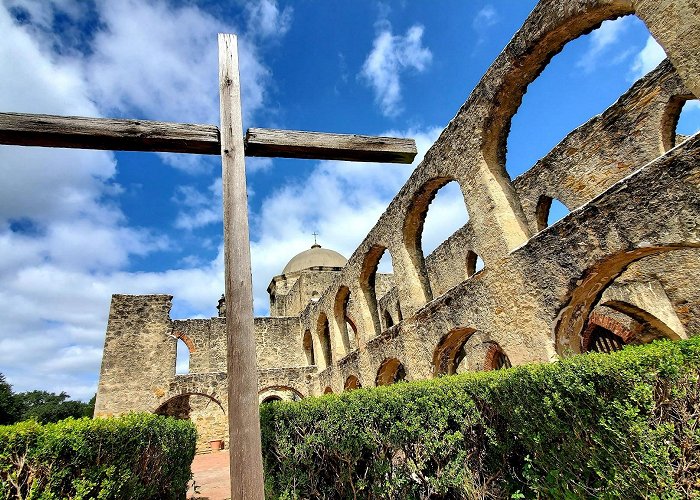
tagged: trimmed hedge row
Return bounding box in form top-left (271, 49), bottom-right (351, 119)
top-left (0, 413), bottom-right (196, 500)
top-left (261, 337), bottom-right (700, 499)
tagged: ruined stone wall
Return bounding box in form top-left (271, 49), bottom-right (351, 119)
top-left (172, 318), bottom-right (226, 373)
top-left (96, 0), bottom-right (700, 449)
top-left (255, 317), bottom-right (303, 368)
top-left (95, 295), bottom-right (175, 416)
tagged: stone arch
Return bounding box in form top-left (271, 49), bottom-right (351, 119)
top-left (432, 327), bottom-right (476, 376)
top-left (581, 311), bottom-right (638, 352)
top-left (360, 244), bottom-right (392, 337)
top-left (481, 3), bottom-right (700, 175)
top-left (334, 285), bottom-right (354, 355)
top-left (323, 386), bottom-right (333, 394)
top-left (483, 342), bottom-right (512, 371)
top-left (465, 250), bottom-right (484, 278)
top-left (554, 245), bottom-right (699, 355)
top-left (344, 375), bottom-right (361, 391)
top-left (173, 331), bottom-right (196, 352)
top-left (661, 94), bottom-right (699, 152)
top-left (600, 300), bottom-right (684, 341)
top-left (316, 312), bottom-right (332, 369)
top-left (402, 176), bottom-right (464, 305)
top-left (302, 329), bottom-right (315, 366)
top-left (154, 391), bottom-right (225, 416)
top-left (258, 385), bottom-right (303, 403)
top-left (535, 196), bottom-right (571, 232)
top-left (375, 358), bottom-right (407, 386)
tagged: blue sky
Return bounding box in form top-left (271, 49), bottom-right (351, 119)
top-left (0, 0), bottom-right (698, 400)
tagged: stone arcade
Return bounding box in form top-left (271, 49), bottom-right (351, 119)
top-left (94, 0), bottom-right (700, 454)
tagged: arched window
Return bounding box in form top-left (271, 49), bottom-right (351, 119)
top-left (536, 196), bottom-right (571, 231)
top-left (302, 329), bottom-right (315, 366)
top-left (175, 337), bottom-right (191, 375)
top-left (334, 286), bottom-right (356, 356)
top-left (383, 309), bottom-right (394, 330)
top-left (316, 313), bottom-right (332, 369)
top-left (420, 180), bottom-right (469, 256)
top-left (465, 251), bottom-right (485, 278)
top-left (360, 246), bottom-right (398, 337)
top-left (375, 358), bottom-right (406, 386)
top-left (506, 16), bottom-right (663, 178)
top-left (586, 326), bottom-right (626, 353)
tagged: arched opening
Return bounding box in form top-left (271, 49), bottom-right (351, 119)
top-left (302, 329), bottom-right (315, 366)
top-left (420, 180), bottom-right (470, 256)
top-left (664, 96), bottom-right (700, 151)
top-left (155, 392), bottom-right (226, 452)
top-left (323, 386), bottom-right (333, 394)
top-left (432, 327), bottom-right (476, 376)
top-left (535, 196), bottom-right (571, 231)
top-left (334, 286), bottom-right (357, 355)
top-left (375, 358), bottom-right (406, 386)
top-left (503, 15), bottom-right (663, 178)
top-left (261, 395), bottom-right (282, 404)
top-left (175, 336), bottom-right (192, 375)
top-left (344, 375), bottom-right (361, 391)
top-left (360, 245), bottom-right (397, 337)
top-left (383, 309), bottom-right (394, 330)
top-left (258, 386), bottom-right (303, 403)
top-left (484, 343), bottom-right (512, 370)
top-left (555, 245), bottom-right (699, 355)
top-left (316, 313), bottom-right (332, 369)
top-left (465, 250), bottom-right (485, 278)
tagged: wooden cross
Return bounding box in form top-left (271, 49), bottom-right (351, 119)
top-left (0, 33), bottom-right (416, 499)
top-left (312, 231), bottom-right (319, 245)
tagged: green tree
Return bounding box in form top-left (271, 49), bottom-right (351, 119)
top-left (0, 373), bottom-right (20, 425)
top-left (16, 390), bottom-right (93, 424)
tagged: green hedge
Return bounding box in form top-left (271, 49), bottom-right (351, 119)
top-left (261, 337), bottom-right (700, 499)
top-left (0, 413), bottom-right (196, 500)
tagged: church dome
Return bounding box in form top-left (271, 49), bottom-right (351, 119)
top-left (282, 244), bottom-right (347, 274)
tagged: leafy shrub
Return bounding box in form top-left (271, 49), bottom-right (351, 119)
top-left (261, 337), bottom-right (700, 499)
top-left (0, 413), bottom-right (196, 499)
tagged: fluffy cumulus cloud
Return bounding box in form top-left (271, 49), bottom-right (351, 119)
top-left (629, 35), bottom-right (667, 81)
top-left (361, 21), bottom-right (432, 117)
top-left (0, 0), bottom-right (291, 399)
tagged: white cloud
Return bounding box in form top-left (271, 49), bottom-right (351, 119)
top-left (246, 0), bottom-right (293, 40)
top-left (577, 17), bottom-right (633, 73)
top-left (360, 22), bottom-right (432, 117)
top-left (629, 35), bottom-right (667, 80)
top-left (0, 0), bottom-right (291, 400)
top-left (473, 5), bottom-right (498, 29)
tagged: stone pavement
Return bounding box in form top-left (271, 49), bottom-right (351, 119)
top-left (188, 451), bottom-right (230, 500)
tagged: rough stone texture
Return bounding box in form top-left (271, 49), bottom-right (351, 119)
top-left (95, 0), bottom-right (700, 451)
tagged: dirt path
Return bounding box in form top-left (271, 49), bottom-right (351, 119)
top-left (188, 451), bottom-right (230, 500)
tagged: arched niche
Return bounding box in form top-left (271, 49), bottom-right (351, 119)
top-left (375, 358), bottom-right (406, 386)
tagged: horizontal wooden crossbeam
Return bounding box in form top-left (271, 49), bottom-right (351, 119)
top-left (0, 112), bottom-right (417, 163)
top-left (244, 128), bottom-right (417, 163)
top-left (0, 112), bottom-right (221, 154)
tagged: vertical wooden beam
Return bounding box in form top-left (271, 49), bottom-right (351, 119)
top-left (218, 33), bottom-right (265, 499)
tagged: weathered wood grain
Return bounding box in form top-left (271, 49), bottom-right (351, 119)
top-left (245, 127), bottom-right (417, 163)
top-left (219, 34), bottom-right (265, 499)
top-left (0, 112), bottom-right (220, 154)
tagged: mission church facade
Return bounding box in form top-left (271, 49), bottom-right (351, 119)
top-left (95, 0), bottom-right (700, 453)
